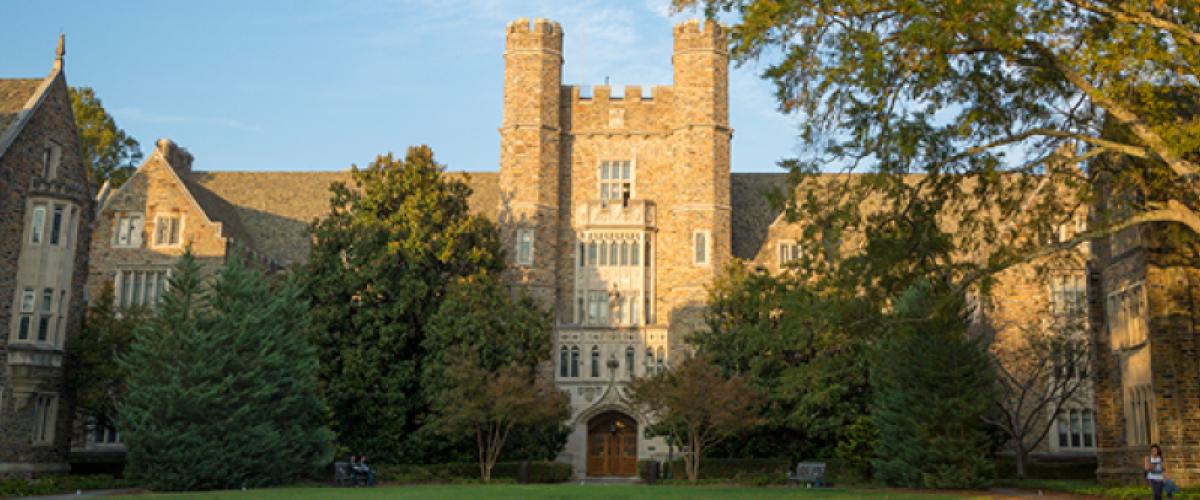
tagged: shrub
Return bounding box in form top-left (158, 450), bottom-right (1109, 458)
top-left (993, 457), bottom-right (1096, 480)
top-left (374, 461), bottom-right (570, 484)
top-left (640, 457), bottom-right (791, 483)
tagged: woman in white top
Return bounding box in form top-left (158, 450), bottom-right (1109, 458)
top-left (1145, 444), bottom-right (1166, 500)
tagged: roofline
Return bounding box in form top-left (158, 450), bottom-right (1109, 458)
top-left (101, 147), bottom-right (227, 240)
top-left (0, 66), bottom-right (63, 160)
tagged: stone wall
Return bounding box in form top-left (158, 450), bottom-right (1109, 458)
top-left (1092, 208), bottom-right (1200, 485)
top-left (0, 72), bottom-right (93, 475)
top-left (86, 148), bottom-right (230, 304)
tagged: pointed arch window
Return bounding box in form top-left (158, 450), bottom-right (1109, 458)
top-left (570, 346), bottom-right (581, 378)
top-left (591, 346), bottom-right (601, 378)
top-left (559, 346), bottom-right (570, 378)
top-left (625, 346), bottom-right (635, 377)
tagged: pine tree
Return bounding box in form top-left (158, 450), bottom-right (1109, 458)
top-left (118, 250), bottom-right (332, 490)
top-left (870, 281), bottom-right (995, 489)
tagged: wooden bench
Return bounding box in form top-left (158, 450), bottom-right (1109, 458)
top-left (787, 462), bottom-right (826, 487)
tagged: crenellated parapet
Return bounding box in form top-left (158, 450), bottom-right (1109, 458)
top-left (506, 17), bottom-right (563, 53)
top-left (672, 19), bottom-right (728, 54)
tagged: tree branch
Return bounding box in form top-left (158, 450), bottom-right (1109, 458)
top-left (1061, 0), bottom-right (1200, 47)
top-left (1027, 41), bottom-right (1200, 180)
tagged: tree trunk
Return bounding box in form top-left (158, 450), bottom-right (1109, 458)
top-left (689, 437), bottom-right (703, 484)
top-left (1015, 443), bottom-right (1028, 479)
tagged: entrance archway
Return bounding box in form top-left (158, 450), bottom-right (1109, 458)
top-left (586, 411), bottom-right (638, 477)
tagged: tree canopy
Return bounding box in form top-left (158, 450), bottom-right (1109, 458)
top-left (692, 262), bottom-right (871, 460)
top-left (303, 145), bottom-right (503, 463)
top-left (70, 87), bottom-right (142, 190)
top-left (119, 250), bottom-right (331, 490)
top-left (679, 0), bottom-right (1200, 290)
top-left (627, 354), bottom-right (763, 483)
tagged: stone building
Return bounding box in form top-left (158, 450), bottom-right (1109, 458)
top-left (0, 37), bottom-right (94, 476)
top-left (1090, 168), bottom-right (1200, 485)
top-left (80, 18), bottom-right (1099, 478)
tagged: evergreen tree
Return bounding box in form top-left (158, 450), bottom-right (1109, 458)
top-left (302, 145), bottom-right (503, 463)
top-left (118, 250), bottom-right (332, 490)
top-left (870, 281), bottom-right (995, 489)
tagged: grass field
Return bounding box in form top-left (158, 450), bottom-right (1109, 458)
top-left (113, 484), bottom-right (999, 499)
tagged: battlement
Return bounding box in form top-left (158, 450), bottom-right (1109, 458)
top-left (673, 19), bottom-right (727, 52)
top-left (506, 17), bottom-right (563, 52)
top-left (507, 17), bottom-right (563, 36)
top-left (566, 85), bottom-right (671, 103)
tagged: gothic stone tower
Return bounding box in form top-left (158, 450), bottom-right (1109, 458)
top-left (1091, 178), bottom-right (1200, 486)
top-left (498, 18), bottom-right (731, 478)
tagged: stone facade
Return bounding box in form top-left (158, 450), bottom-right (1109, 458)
top-left (0, 42), bottom-right (94, 476)
top-left (496, 18), bottom-right (733, 476)
top-left (1091, 175), bottom-right (1200, 486)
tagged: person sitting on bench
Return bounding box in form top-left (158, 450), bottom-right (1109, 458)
top-left (353, 455), bottom-right (375, 486)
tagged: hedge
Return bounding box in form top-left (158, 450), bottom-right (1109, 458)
top-left (0, 474), bottom-right (134, 497)
top-left (994, 457), bottom-right (1097, 480)
top-left (638, 457), bottom-right (792, 484)
top-left (374, 461), bottom-right (571, 484)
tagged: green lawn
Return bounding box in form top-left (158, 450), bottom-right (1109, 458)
top-left (113, 484), bottom-right (998, 499)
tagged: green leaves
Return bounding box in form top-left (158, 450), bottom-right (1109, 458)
top-left (117, 249), bottom-right (332, 491)
top-left (303, 146), bottom-right (504, 463)
top-left (870, 281), bottom-right (996, 488)
top-left (69, 87), bottom-right (142, 191)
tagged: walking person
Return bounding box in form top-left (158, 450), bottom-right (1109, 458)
top-left (1146, 444), bottom-right (1167, 500)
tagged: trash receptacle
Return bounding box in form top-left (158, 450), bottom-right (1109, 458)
top-left (644, 461), bottom-right (659, 485)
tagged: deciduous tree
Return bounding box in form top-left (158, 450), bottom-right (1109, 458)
top-left (677, 0), bottom-right (1199, 297)
top-left (430, 355), bottom-right (569, 482)
top-left (70, 87), bottom-right (142, 190)
top-left (626, 354), bottom-right (763, 483)
top-left (985, 318), bottom-right (1091, 478)
top-left (693, 263), bottom-right (871, 460)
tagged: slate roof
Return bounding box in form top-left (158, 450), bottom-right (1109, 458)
top-left (177, 169), bottom-right (785, 267)
top-left (730, 173), bottom-right (790, 260)
top-left (186, 170), bottom-right (500, 267)
top-left (0, 78), bottom-right (45, 148)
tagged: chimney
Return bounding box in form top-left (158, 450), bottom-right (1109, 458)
top-left (156, 138), bottom-right (194, 174)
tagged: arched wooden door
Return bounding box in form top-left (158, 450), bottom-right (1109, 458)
top-left (586, 411), bottom-right (638, 477)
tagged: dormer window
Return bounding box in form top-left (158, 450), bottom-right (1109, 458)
top-left (599, 160), bottom-right (632, 203)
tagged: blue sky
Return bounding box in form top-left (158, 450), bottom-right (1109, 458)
top-left (2, 0), bottom-right (803, 172)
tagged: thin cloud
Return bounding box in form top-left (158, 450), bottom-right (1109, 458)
top-left (112, 107), bottom-right (262, 133)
